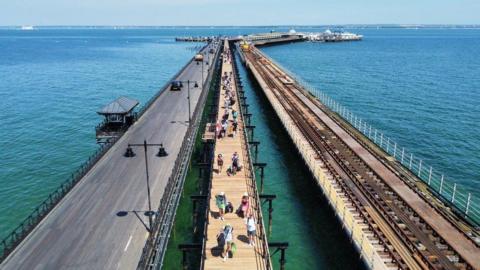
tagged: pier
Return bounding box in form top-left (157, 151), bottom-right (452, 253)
top-left (176, 36), bottom-right (216, 42)
top-left (240, 44), bottom-right (480, 270)
top-left (0, 43), bottom-right (220, 269)
top-left (201, 40), bottom-right (271, 269)
top-left (1, 33), bottom-right (478, 270)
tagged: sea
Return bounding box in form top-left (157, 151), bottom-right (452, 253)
top-left (0, 27), bottom-right (479, 269)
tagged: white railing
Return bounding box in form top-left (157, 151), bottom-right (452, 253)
top-left (265, 55), bottom-right (480, 226)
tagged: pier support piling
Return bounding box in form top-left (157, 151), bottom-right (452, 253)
top-left (190, 195), bottom-right (207, 234)
top-left (178, 243), bottom-right (202, 270)
top-left (244, 113), bottom-right (252, 126)
top-left (269, 242), bottom-right (289, 270)
top-left (260, 194), bottom-right (276, 233)
top-left (246, 125), bottom-right (256, 141)
top-left (253, 162), bottom-right (267, 192)
top-left (248, 141), bottom-right (260, 162)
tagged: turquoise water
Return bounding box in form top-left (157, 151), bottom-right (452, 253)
top-left (0, 28), bottom-right (478, 268)
top-left (0, 29), bottom-right (199, 239)
top-left (261, 29), bottom-right (480, 196)
top-left (235, 55), bottom-right (365, 269)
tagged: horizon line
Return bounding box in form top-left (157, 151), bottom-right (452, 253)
top-left (1, 24), bottom-right (480, 28)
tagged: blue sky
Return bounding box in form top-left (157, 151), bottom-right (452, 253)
top-left (1, 0), bottom-right (479, 26)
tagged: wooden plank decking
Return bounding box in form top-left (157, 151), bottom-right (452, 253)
top-left (202, 40), bottom-right (268, 270)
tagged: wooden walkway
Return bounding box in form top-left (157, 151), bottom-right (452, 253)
top-left (202, 40), bottom-right (269, 270)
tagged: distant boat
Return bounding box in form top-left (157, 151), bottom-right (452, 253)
top-left (21, 25), bottom-right (34, 30)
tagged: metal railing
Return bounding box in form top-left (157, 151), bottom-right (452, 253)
top-left (231, 42), bottom-right (273, 269)
top-left (0, 45), bottom-right (209, 264)
top-left (262, 52), bottom-right (480, 227)
top-left (199, 50), bottom-right (222, 270)
top-left (137, 42), bottom-right (222, 269)
top-left (0, 138), bottom-right (116, 262)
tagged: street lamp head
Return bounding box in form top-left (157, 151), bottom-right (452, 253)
top-left (194, 82), bottom-right (199, 88)
top-left (124, 145), bottom-right (135, 157)
top-left (144, 210), bottom-right (155, 217)
top-left (157, 144), bottom-right (168, 157)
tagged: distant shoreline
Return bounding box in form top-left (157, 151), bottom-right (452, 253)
top-left (1, 24), bottom-right (480, 30)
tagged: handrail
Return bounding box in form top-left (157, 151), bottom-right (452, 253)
top-left (230, 41), bottom-right (272, 269)
top-left (199, 48), bottom-right (222, 270)
top-left (0, 44), bottom-right (206, 263)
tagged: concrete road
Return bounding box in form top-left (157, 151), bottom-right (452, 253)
top-left (1, 44), bottom-right (218, 270)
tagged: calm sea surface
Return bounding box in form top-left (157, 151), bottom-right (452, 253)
top-left (0, 27), bottom-right (478, 268)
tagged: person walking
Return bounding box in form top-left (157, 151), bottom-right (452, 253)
top-left (216, 192), bottom-right (227, 221)
top-left (238, 192), bottom-right (250, 218)
top-left (217, 154), bottom-right (224, 173)
top-left (221, 120), bottom-right (228, 138)
top-left (246, 214), bottom-right (256, 247)
top-left (222, 224), bottom-right (234, 261)
top-left (231, 152), bottom-right (239, 174)
top-left (232, 110), bottom-right (238, 122)
top-left (232, 121), bottom-right (238, 138)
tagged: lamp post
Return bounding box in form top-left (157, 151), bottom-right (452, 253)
top-left (178, 80), bottom-right (199, 123)
top-left (124, 140), bottom-right (168, 233)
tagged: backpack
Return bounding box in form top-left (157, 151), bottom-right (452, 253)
top-left (217, 232), bottom-right (225, 248)
top-left (226, 202), bottom-right (234, 213)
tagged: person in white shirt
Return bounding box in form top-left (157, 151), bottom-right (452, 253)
top-left (245, 213), bottom-right (256, 246)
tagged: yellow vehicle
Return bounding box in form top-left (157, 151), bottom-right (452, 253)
top-left (240, 41), bottom-right (250, 51)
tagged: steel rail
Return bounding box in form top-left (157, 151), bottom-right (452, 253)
top-left (245, 48), bottom-right (476, 270)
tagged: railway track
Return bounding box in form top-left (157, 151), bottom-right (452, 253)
top-left (244, 47), bottom-right (480, 270)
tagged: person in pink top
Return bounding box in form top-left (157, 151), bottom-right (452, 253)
top-left (238, 192), bottom-right (250, 218)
